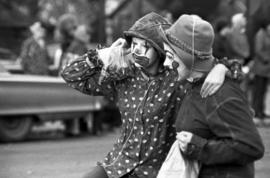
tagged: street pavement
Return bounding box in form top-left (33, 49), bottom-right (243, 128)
top-left (0, 127), bottom-right (269, 178)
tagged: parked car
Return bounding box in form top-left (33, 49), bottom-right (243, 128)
top-left (0, 65), bottom-right (105, 142)
top-left (0, 47), bottom-right (22, 74)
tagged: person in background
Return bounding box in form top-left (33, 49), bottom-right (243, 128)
top-left (161, 14), bottom-right (264, 178)
top-left (52, 13), bottom-right (78, 75)
top-left (213, 17), bottom-right (230, 59)
top-left (20, 21), bottom-right (51, 75)
top-left (68, 24), bottom-right (91, 56)
top-left (224, 13), bottom-right (250, 64)
top-left (251, 23), bottom-right (270, 123)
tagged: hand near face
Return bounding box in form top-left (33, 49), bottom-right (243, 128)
top-left (176, 131), bottom-right (193, 152)
top-left (98, 38), bottom-right (131, 69)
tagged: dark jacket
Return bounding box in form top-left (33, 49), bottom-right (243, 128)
top-left (251, 29), bottom-right (270, 77)
top-left (20, 37), bottom-right (51, 75)
top-left (175, 79), bottom-right (264, 178)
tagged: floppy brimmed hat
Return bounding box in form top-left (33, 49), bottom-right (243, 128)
top-left (124, 12), bottom-right (171, 57)
top-left (161, 14), bottom-right (215, 72)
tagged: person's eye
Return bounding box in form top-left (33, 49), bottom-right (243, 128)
top-left (166, 53), bottom-right (174, 60)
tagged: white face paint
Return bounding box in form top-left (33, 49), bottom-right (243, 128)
top-left (130, 37), bottom-right (158, 69)
top-left (163, 43), bottom-right (190, 81)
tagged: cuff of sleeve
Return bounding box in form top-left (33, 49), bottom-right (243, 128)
top-left (185, 134), bottom-right (207, 159)
top-left (86, 49), bottom-right (104, 68)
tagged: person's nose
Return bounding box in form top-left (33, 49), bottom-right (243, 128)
top-left (164, 58), bottom-right (173, 69)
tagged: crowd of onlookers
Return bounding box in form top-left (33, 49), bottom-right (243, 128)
top-left (212, 13), bottom-right (270, 125)
top-left (19, 13), bottom-right (121, 136)
top-left (20, 13), bottom-right (91, 77)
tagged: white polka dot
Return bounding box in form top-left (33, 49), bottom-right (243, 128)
top-left (134, 138), bottom-right (139, 142)
top-left (126, 104), bottom-right (130, 107)
top-left (127, 168), bottom-right (131, 172)
top-left (146, 118), bottom-right (149, 122)
top-left (159, 119), bottom-right (164, 123)
top-left (144, 171), bottom-right (149, 175)
top-left (153, 159), bottom-right (157, 162)
top-left (139, 160), bottom-right (143, 164)
top-left (150, 146), bottom-right (153, 150)
top-left (96, 88), bottom-right (100, 92)
top-left (154, 138), bottom-right (157, 142)
top-left (145, 153), bottom-right (149, 156)
top-left (132, 97), bottom-right (135, 101)
top-left (158, 98), bottom-right (162, 101)
top-left (125, 159), bottom-right (130, 163)
top-left (143, 139), bottom-right (147, 143)
top-left (155, 95), bottom-right (158, 98)
top-left (170, 83), bottom-right (174, 87)
top-left (124, 99), bottom-right (128, 102)
top-left (150, 103), bottom-right (154, 107)
top-left (107, 170), bottom-right (112, 174)
top-left (139, 97), bottom-right (143, 101)
top-left (167, 93), bottom-right (171, 97)
top-left (154, 116), bottom-right (158, 120)
top-left (136, 153), bottom-right (139, 156)
top-left (117, 170), bottom-right (122, 174)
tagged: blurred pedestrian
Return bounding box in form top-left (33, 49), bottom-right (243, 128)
top-left (251, 23), bottom-right (270, 122)
top-left (213, 17), bottom-right (231, 59)
top-left (61, 12), bottom-right (240, 178)
top-left (224, 13), bottom-right (250, 64)
top-left (52, 13), bottom-right (78, 75)
top-left (68, 24), bottom-right (91, 56)
top-left (20, 21), bottom-right (51, 75)
top-left (161, 14), bottom-right (264, 178)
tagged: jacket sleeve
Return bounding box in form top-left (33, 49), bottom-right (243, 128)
top-left (61, 49), bottom-right (133, 101)
top-left (184, 97), bottom-right (265, 165)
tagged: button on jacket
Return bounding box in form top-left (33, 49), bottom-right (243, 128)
top-left (176, 79), bottom-right (264, 178)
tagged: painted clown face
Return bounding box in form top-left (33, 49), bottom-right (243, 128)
top-left (163, 43), bottom-right (190, 81)
top-left (130, 37), bottom-right (159, 69)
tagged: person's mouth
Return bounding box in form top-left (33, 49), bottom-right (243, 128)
top-left (132, 53), bottom-right (149, 67)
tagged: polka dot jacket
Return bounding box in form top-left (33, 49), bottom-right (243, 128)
top-left (61, 49), bottom-right (185, 178)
